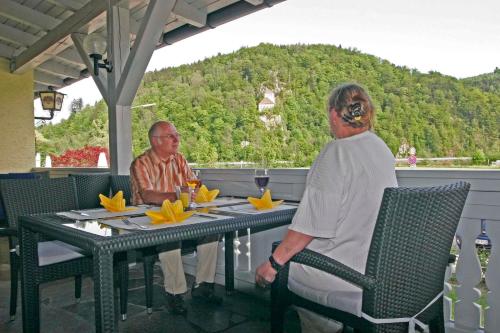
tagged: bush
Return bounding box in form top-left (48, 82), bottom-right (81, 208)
top-left (472, 149), bottom-right (487, 165)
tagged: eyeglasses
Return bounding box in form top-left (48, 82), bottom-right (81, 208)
top-left (153, 133), bottom-right (180, 140)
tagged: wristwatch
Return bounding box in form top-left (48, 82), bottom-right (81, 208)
top-left (268, 255), bottom-right (284, 272)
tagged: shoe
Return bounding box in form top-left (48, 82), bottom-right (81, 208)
top-left (165, 292), bottom-right (187, 315)
top-left (191, 282), bottom-right (223, 305)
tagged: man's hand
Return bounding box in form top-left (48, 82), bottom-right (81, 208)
top-left (255, 261), bottom-right (277, 288)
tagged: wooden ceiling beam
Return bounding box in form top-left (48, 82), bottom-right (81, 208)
top-left (34, 70), bottom-right (65, 87)
top-left (0, 23), bottom-right (38, 46)
top-left (0, 0), bottom-right (61, 30)
top-left (11, 0), bottom-right (118, 74)
top-left (172, 0), bottom-right (207, 28)
top-left (37, 59), bottom-right (81, 79)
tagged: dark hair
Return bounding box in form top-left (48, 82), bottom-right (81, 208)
top-left (327, 83), bottom-right (375, 129)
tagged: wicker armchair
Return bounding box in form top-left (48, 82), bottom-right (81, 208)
top-left (70, 173), bottom-right (111, 209)
top-left (110, 175), bottom-right (132, 204)
top-left (271, 182), bottom-right (470, 333)
top-left (0, 177), bottom-right (91, 322)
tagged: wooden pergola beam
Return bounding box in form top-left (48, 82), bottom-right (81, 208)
top-left (0, 0), bottom-right (61, 30)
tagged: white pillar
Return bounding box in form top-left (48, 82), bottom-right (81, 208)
top-left (107, 2), bottom-right (132, 175)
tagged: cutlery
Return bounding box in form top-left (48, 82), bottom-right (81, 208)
top-left (122, 218), bottom-right (148, 230)
top-left (194, 213), bottom-right (219, 220)
top-left (70, 210), bottom-right (91, 216)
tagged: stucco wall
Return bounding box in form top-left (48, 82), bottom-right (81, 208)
top-left (0, 58), bottom-right (34, 172)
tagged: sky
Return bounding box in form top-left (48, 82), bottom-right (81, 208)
top-left (34, 0), bottom-right (500, 123)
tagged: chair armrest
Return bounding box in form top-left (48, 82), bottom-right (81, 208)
top-left (290, 248), bottom-right (377, 290)
top-left (0, 227), bottom-right (16, 237)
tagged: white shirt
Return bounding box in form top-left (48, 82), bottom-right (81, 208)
top-left (288, 130), bottom-right (398, 316)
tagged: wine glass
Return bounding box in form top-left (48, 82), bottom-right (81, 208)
top-left (186, 170), bottom-right (201, 188)
top-left (254, 168), bottom-right (269, 196)
top-left (185, 170), bottom-right (201, 209)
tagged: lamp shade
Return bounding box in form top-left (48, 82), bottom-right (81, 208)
top-left (39, 91), bottom-right (65, 111)
top-left (83, 33), bottom-right (107, 55)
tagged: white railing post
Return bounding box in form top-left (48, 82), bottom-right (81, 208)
top-left (454, 219), bottom-right (482, 332)
top-left (484, 220), bottom-right (500, 333)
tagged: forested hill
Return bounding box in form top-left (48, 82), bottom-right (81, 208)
top-left (37, 43), bottom-right (499, 167)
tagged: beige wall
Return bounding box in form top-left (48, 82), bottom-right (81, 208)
top-left (0, 58), bottom-right (34, 172)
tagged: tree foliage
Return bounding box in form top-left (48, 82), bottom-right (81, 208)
top-left (36, 44), bottom-right (500, 167)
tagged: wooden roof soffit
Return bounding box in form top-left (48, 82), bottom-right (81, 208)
top-left (10, 0), bottom-right (118, 74)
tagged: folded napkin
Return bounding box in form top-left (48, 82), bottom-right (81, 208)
top-left (99, 191), bottom-right (136, 212)
top-left (145, 200), bottom-right (194, 224)
top-left (195, 185), bottom-right (220, 203)
top-left (247, 189), bottom-right (284, 210)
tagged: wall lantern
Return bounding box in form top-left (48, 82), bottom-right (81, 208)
top-left (35, 89), bottom-right (66, 120)
top-left (83, 33), bottom-right (113, 76)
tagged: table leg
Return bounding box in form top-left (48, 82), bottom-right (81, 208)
top-left (224, 231), bottom-right (234, 294)
top-left (20, 225), bottom-right (40, 333)
top-left (94, 250), bottom-right (117, 333)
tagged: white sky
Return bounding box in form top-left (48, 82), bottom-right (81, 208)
top-left (35, 0), bottom-right (500, 124)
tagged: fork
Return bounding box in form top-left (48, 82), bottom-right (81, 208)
top-left (122, 218), bottom-right (148, 230)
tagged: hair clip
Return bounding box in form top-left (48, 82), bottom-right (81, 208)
top-left (348, 102), bottom-right (363, 121)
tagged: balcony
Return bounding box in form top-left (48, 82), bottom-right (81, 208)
top-left (1, 167), bottom-right (499, 332)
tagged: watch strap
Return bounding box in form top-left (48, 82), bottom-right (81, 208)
top-left (268, 255), bottom-right (284, 272)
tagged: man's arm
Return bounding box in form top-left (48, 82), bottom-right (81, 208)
top-left (255, 229), bottom-right (313, 287)
top-left (139, 190), bottom-right (177, 205)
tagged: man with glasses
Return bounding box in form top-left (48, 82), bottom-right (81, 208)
top-left (130, 121), bottom-right (221, 315)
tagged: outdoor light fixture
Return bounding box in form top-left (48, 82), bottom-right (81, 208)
top-left (35, 88), bottom-right (66, 120)
top-left (83, 33), bottom-right (113, 76)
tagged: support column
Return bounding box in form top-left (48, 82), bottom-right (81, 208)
top-left (107, 1), bottom-right (131, 175)
top-left (78, 0), bottom-right (175, 175)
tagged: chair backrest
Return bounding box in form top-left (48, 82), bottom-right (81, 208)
top-left (110, 175), bottom-right (131, 204)
top-left (70, 174), bottom-right (111, 209)
top-left (362, 182), bottom-right (470, 321)
top-left (0, 177), bottom-right (79, 231)
top-left (0, 173), bottom-right (41, 222)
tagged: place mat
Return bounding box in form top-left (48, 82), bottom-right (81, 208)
top-left (194, 197), bottom-right (248, 208)
top-left (99, 212), bottom-right (231, 230)
top-left (213, 203), bottom-right (297, 215)
top-left (56, 206), bottom-right (149, 220)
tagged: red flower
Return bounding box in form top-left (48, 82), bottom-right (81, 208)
top-left (51, 146), bottom-right (109, 167)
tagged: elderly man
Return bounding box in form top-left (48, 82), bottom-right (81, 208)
top-left (256, 83), bottom-right (398, 332)
top-left (131, 121), bottom-right (221, 315)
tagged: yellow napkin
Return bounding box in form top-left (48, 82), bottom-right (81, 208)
top-left (247, 189), bottom-right (284, 210)
top-left (145, 200), bottom-right (194, 224)
top-left (99, 191), bottom-right (136, 212)
top-left (195, 185), bottom-right (220, 203)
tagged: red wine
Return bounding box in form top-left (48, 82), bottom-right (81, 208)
top-left (254, 176), bottom-right (270, 188)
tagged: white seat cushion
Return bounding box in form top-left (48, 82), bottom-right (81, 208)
top-left (16, 240), bottom-right (85, 266)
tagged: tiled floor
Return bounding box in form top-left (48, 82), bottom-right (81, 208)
top-left (0, 263), bottom-right (301, 332)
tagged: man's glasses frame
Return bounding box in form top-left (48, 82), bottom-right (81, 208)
top-left (153, 133), bottom-right (180, 140)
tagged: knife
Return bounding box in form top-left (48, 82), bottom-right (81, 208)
top-left (70, 210), bottom-right (91, 216)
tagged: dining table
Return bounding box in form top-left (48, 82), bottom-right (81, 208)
top-left (18, 197), bottom-right (297, 333)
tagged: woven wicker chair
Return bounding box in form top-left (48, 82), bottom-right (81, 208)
top-left (271, 182), bottom-right (470, 333)
top-left (70, 173), bottom-right (111, 209)
top-left (0, 177), bottom-right (91, 322)
top-left (110, 175), bottom-right (132, 204)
